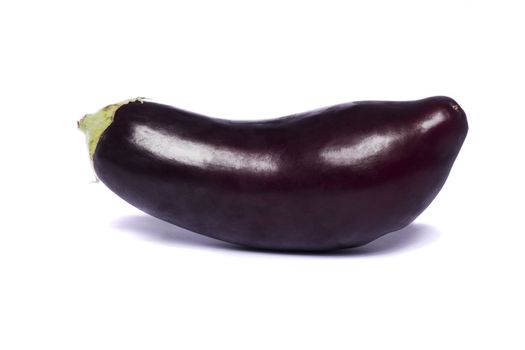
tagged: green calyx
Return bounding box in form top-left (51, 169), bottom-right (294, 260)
top-left (78, 97), bottom-right (145, 160)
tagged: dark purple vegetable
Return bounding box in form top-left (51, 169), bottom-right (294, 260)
top-left (78, 96), bottom-right (467, 251)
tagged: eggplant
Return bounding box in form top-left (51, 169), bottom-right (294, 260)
top-left (78, 96), bottom-right (468, 251)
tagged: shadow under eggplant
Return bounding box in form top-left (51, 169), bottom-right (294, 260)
top-left (111, 214), bottom-right (440, 257)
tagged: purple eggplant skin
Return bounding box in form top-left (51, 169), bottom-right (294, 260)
top-left (91, 96), bottom-right (468, 251)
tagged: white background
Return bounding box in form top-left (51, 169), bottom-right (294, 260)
top-left (1, 1), bottom-right (524, 349)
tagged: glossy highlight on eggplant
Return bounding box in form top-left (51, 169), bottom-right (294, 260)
top-left (79, 96), bottom-right (468, 251)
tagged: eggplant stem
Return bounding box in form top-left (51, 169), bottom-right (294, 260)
top-left (78, 97), bottom-right (146, 160)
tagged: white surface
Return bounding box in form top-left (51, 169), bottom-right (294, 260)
top-left (1, 1), bottom-right (523, 349)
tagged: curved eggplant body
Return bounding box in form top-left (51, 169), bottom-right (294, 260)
top-left (88, 96), bottom-right (468, 251)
